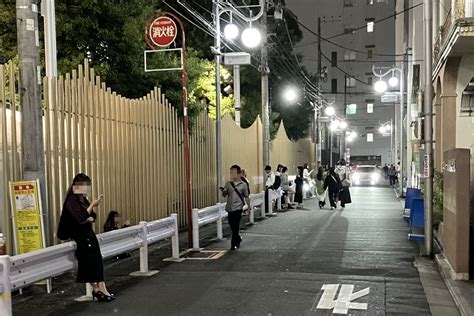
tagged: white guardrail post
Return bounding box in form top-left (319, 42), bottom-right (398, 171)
top-left (276, 189), bottom-right (282, 211)
top-left (267, 189), bottom-right (277, 217)
top-left (216, 204), bottom-right (224, 240)
top-left (0, 256), bottom-right (12, 316)
top-left (163, 214), bottom-right (184, 262)
top-left (192, 208), bottom-right (202, 251)
top-left (130, 221), bottom-right (158, 277)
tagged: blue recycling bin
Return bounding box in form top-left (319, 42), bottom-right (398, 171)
top-left (409, 197), bottom-right (425, 241)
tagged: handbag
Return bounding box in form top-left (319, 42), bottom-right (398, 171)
top-left (230, 182), bottom-right (249, 211)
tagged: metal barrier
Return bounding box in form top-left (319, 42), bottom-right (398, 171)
top-left (0, 213), bottom-right (180, 316)
top-left (191, 191), bottom-right (283, 250)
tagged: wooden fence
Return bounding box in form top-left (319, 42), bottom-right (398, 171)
top-left (0, 60), bottom-right (315, 251)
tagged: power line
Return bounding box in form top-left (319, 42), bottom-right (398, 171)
top-left (319, 50), bottom-right (371, 87)
top-left (294, 3), bottom-right (422, 48)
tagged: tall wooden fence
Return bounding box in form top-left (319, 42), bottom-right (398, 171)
top-left (0, 60), bottom-right (315, 251)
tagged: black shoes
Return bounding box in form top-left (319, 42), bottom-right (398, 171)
top-left (92, 290), bottom-right (116, 302)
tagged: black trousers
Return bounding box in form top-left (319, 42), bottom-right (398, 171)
top-left (227, 210), bottom-right (242, 248)
top-left (265, 188), bottom-right (270, 213)
top-left (328, 190), bottom-right (338, 208)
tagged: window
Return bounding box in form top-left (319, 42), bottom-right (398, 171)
top-left (367, 133), bottom-right (374, 142)
top-left (346, 104), bottom-right (357, 114)
top-left (367, 49), bottom-right (373, 59)
top-left (367, 21), bottom-right (374, 33)
top-left (331, 52), bottom-right (337, 67)
top-left (367, 103), bottom-right (374, 113)
top-left (331, 79), bottom-right (338, 93)
top-left (344, 24), bottom-right (355, 34)
top-left (344, 51), bottom-right (356, 61)
top-left (345, 77), bottom-right (356, 87)
top-left (344, 0), bottom-right (354, 6)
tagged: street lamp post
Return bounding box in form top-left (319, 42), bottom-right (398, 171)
top-left (373, 65), bottom-right (405, 197)
top-left (212, 0), bottom-right (264, 199)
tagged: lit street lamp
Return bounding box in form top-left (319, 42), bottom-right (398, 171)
top-left (283, 86), bottom-right (298, 102)
top-left (224, 23), bottom-right (239, 40)
top-left (325, 106), bottom-right (336, 117)
top-left (241, 27), bottom-right (262, 48)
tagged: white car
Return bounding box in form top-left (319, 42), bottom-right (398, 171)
top-left (352, 165), bottom-right (381, 186)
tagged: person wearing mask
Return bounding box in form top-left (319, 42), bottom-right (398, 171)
top-left (324, 167), bottom-right (341, 210)
top-left (315, 166), bottom-right (327, 209)
top-left (221, 165), bottom-right (250, 250)
top-left (103, 211), bottom-right (131, 259)
top-left (57, 173), bottom-right (115, 302)
top-left (264, 165), bottom-right (275, 213)
top-left (335, 159), bottom-right (352, 209)
top-left (294, 166), bottom-right (304, 209)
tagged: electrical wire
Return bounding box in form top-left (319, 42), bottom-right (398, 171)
top-left (294, 3), bottom-right (422, 48)
top-left (319, 51), bottom-right (371, 86)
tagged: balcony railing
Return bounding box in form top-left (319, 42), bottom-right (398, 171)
top-left (433, 0), bottom-right (474, 64)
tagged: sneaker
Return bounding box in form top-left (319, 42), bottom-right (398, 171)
top-left (230, 246), bottom-right (237, 251)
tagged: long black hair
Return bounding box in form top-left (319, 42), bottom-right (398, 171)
top-left (66, 173), bottom-right (91, 196)
top-left (105, 211), bottom-right (119, 226)
top-left (317, 166), bottom-right (324, 181)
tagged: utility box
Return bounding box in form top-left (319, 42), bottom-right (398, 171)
top-left (442, 148), bottom-right (471, 280)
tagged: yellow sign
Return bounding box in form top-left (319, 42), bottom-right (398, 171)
top-left (10, 180), bottom-right (45, 254)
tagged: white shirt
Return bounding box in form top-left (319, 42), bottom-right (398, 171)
top-left (265, 172), bottom-right (275, 187)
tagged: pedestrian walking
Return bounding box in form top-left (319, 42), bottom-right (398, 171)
top-left (315, 166), bottom-right (327, 209)
top-left (294, 166), bottom-right (304, 209)
top-left (388, 164), bottom-right (396, 186)
top-left (395, 161), bottom-right (401, 184)
top-left (335, 159), bottom-right (352, 209)
top-left (264, 165), bottom-right (275, 213)
top-left (324, 167), bottom-right (341, 210)
top-left (383, 164), bottom-right (389, 177)
top-left (221, 165), bottom-right (250, 250)
top-left (56, 173), bottom-right (115, 302)
top-left (103, 211), bottom-right (131, 259)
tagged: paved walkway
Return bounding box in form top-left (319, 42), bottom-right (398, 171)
top-left (15, 187), bottom-right (436, 315)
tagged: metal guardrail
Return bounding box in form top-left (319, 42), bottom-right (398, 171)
top-left (0, 213), bottom-right (181, 316)
top-left (191, 191), bottom-right (282, 250)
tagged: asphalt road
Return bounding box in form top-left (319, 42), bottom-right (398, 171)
top-left (13, 186), bottom-right (431, 315)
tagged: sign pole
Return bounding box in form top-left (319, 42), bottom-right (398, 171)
top-left (144, 12), bottom-right (193, 247)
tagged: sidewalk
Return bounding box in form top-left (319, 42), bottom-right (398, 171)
top-left (12, 187), bottom-right (445, 315)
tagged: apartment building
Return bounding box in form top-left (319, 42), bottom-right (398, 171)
top-left (288, 0), bottom-right (397, 166)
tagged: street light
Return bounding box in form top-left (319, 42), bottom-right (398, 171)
top-left (283, 87), bottom-right (298, 102)
top-left (374, 80), bottom-right (388, 93)
top-left (388, 76), bottom-right (399, 88)
top-left (224, 23), bottom-right (239, 40)
top-left (325, 106), bottom-right (336, 117)
top-left (339, 121), bottom-right (348, 130)
top-left (242, 27), bottom-right (261, 48)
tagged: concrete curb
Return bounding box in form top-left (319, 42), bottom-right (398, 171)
top-left (435, 253), bottom-right (473, 316)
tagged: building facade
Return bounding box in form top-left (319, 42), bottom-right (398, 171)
top-left (288, 0), bottom-right (397, 166)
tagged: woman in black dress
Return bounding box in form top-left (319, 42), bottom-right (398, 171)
top-left (324, 167), bottom-right (341, 210)
top-left (57, 173), bottom-right (115, 302)
top-left (294, 166), bottom-right (304, 209)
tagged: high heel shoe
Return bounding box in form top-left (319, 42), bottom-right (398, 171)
top-left (92, 290), bottom-right (116, 302)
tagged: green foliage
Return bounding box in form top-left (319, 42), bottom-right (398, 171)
top-left (0, 1), bottom-right (16, 61)
top-left (433, 170), bottom-right (444, 228)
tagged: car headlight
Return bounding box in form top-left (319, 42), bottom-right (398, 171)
top-left (371, 173), bottom-right (379, 180)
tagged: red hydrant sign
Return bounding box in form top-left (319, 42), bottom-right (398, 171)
top-left (149, 16), bottom-right (177, 47)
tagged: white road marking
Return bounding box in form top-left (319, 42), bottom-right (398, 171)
top-left (316, 284), bottom-right (370, 314)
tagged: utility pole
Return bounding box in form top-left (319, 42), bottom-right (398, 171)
top-left (234, 65), bottom-right (241, 126)
top-left (399, 56), bottom-right (405, 197)
top-left (16, 0), bottom-right (48, 243)
top-left (213, 0), bottom-right (223, 200)
top-left (316, 17), bottom-right (322, 167)
top-left (342, 74), bottom-right (347, 161)
top-left (261, 0), bottom-right (270, 169)
top-left (423, 0), bottom-right (434, 256)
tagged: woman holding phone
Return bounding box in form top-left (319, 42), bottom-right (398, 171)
top-left (57, 173), bottom-right (115, 302)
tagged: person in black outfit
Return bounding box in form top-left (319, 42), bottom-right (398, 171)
top-left (294, 166), bottom-right (304, 208)
top-left (57, 173), bottom-right (115, 302)
top-left (104, 210), bottom-right (131, 259)
top-left (324, 167), bottom-right (341, 210)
